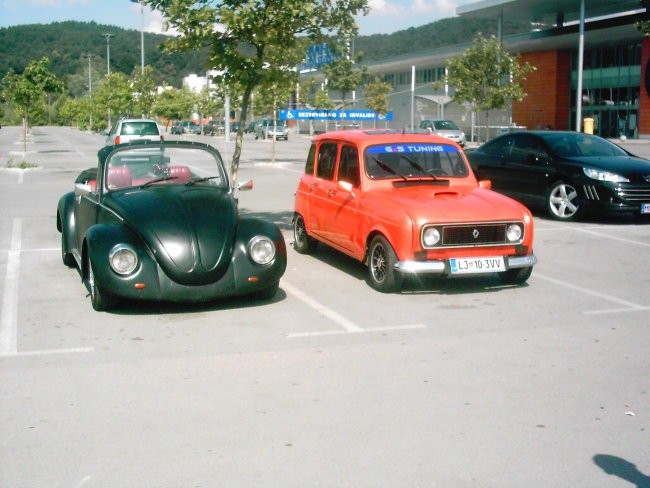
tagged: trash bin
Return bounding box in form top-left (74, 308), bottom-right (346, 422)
top-left (583, 117), bottom-right (594, 134)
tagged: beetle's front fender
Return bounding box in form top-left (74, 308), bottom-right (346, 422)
top-left (83, 223), bottom-right (161, 298)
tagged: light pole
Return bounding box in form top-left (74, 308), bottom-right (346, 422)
top-left (85, 53), bottom-right (94, 94)
top-left (102, 33), bottom-right (114, 74)
top-left (130, 0), bottom-right (145, 76)
top-left (86, 53), bottom-right (94, 128)
top-left (102, 33), bottom-right (114, 130)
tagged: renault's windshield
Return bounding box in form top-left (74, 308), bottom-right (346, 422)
top-left (364, 143), bottom-right (468, 180)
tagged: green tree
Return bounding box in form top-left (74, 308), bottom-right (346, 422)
top-left (152, 86), bottom-right (197, 130)
top-left (254, 76), bottom-right (295, 162)
top-left (1, 56), bottom-right (63, 154)
top-left (196, 87), bottom-right (223, 130)
top-left (323, 46), bottom-right (367, 109)
top-left (364, 76), bottom-right (391, 127)
top-left (131, 66), bottom-right (158, 117)
top-left (94, 72), bottom-right (134, 130)
top-left (144, 0), bottom-right (369, 183)
top-left (313, 88), bottom-right (335, 134)
top-left (443, 33), bottom-right (535, 141)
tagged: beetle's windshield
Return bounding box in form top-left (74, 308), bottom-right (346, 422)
top-left (364, 143), bottom-right (469, 180)
top-left (104, 145), bottom-right (228, 191)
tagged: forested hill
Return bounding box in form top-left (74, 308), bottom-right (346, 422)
top-left (1, 17), bottom-right (531, 86)
top-left (356, 17), bottom-right (530, 61)
top-left (0, 21), bottom-right (209, 88)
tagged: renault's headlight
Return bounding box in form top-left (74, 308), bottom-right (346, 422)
top-left (109, 244), bottom-right (138, 275)
top-left (422, 226), bottom-right (441, 247)
top-left (249, 236), bottom-right (276, 265)
top-left (506, 224), bottom-right (523, 243)
top-left (583, 167), bottom-right (629, 183)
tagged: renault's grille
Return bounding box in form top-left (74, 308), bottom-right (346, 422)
top-left (422, 222), bottom-right (524, 248)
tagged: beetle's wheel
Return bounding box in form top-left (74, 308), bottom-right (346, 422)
top-left (86, 257), bottom-right (114, 312)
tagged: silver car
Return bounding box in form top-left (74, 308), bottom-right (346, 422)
top-left (419, 119), bottom-right (466, 146)
top-left (254, 119), bottom-right (289, 141)
top-left (104, 118), bottom-right (163, 146)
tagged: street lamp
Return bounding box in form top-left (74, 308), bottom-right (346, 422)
top-left (86, 53), bottom-right (95, 127)
top-left (102, 33), bottom-right (115, 130)
top-left (102, 33), bottom-right (114, 74)
top-left (129, 0), bottom-right (145, 76)
top-left (85, 53), bottom-right (94, 94)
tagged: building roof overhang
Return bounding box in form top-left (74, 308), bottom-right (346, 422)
top-left (457, 0), bottom-right (645, 25)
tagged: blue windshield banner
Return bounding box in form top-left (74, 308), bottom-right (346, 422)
top-left (366, 144), bottom-right (459, 154)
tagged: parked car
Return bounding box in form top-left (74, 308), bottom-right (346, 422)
top-left (171, 120), bottom-right (201, 135)
top-left (202, 121), bottom-right (224, 136)
top-left (255, 119), bottom-right (289, 140)
top-left (466, 130), bottom-right (650, 221)
top-left (419, 119), bottom-right (466, 146)
top-left (104, 118), bottom-right (163, 146)
top-left (293, 129), bottom-right (536, 292)
top-left (57, 140), bottom-right (287, 311)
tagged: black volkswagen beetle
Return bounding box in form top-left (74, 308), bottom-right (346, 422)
top-left (466, 131), bottom-right (650, 220)
top-left (57, 140), bottom-right (287, 311)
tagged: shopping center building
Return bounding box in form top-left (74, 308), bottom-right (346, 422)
top-left (309, 0), bottom-right (648, 140)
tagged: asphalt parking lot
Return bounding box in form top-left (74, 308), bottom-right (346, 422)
top-left (1, 126), bottom-right (649, 488)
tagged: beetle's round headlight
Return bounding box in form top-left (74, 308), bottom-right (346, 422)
top-left (109, 244), bottom-right (138, 275)
top-left (249, 236), bottom-right (276, 265)
top-left (422, 227), bottom-right (441, 247)
top-left (506, 224), bottom-right (523, 243)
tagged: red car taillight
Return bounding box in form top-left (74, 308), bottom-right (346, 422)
top-left (114, 135), bottom-right (120, 145)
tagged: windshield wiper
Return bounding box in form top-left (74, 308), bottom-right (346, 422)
top-left (185, 176), bottom-right (221, 186)
top-left (371, 156), bottom-right (408, 181)
top-left (140, 176), bottom-right (178, 188)
top-left (400, 155), bottom-right (438, 180)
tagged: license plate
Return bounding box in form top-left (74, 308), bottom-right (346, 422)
top-left (641, 203), bottom-right (650, 214)
top-left (450, 256), bottom-right (506, 274)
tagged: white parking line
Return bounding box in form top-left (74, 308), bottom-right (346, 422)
top-left (535, 225), bottom-right (650, 248)
top-left (282, 280), bottom-right (426, 337)
top-left (0, 218), bottom-right (21, 354)
top-left (573, 228), bottom-right (650, 248)
top-left (0, 347), bottom-right (95, 358)
top-left (0, 224), bottom-right (94, 358)
top-left (533, 272), bottom-right (649, 315)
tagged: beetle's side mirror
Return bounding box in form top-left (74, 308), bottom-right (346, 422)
top-left (478, 179), bottom-right (492, 190)
top-left (237, 179), bottom-right (254, 191)
top-left (75, 182), bottom-right (93, 194)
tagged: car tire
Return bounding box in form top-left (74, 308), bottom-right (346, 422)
top-left (367, 235), bottom-right (401, 293)
top-left (293, 214), bottom-right (318, 254)
top-left (86, 257), bottom-right (113, 312)
top-left (547, 180), bottom-right (581, 220)
top-left (498, 266), bottom-right (533, 285)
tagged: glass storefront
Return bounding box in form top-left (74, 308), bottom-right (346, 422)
top-left (570, 43), bottom-right (642, 138)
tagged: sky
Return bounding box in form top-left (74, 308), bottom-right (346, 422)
top-left (0, 0), bottom-right (478, 36)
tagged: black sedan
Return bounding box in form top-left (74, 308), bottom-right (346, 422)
top-left (57, 140), bottom-right (287, 311)
top-left (466, 131), bottom-right (650, 220)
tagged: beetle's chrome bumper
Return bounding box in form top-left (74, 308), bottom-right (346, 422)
top-left (394, 253), bottom-right (537, 274)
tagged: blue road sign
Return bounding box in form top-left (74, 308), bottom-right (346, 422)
top-left (280, 109), bottom-right (393, 121)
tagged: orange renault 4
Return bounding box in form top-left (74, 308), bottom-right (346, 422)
top-left (293, 129), bottom-right (537, 292)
